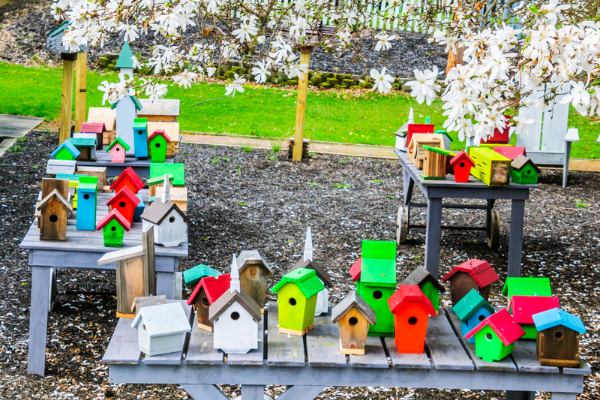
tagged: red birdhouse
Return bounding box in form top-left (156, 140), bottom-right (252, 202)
top-left (388, 285), bottom-right (435, 354)
top-left (107, 186), bottom-right (141, 223)
top-left (442, 259), bottom-right (500, 306)
top-left (110, 167), bottom-right (145, 195)
top-left (406, 123), bottom-right (435, 152)
top-left (493, 146), bottom-right (526, 161)
top-left (449, 151), bottom-right (475, 183)
top-left (485, 115), bottom-right (511, 144)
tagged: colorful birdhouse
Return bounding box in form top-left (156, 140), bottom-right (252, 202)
top-left (502, 277), bottom-right (552, 301)
top-left (96, 209), bottom-right (131, 247)
top-left (485, 115), bottom-right (511, 144)
top-left (187, 273), bottom-right (230, 332)
top-left (442, 259), bottom-right (500, 306)
top-left (51, 140), bottom-right (81, 161)
top-left (107, 186), bottom-right (141, 223)
top-left (106, 137), bottom-right (131, 163)
top-left (449, 150), bottom-right (475, 183)
top-left (133, 118), bottom-right (149, 158)
top-left (493, 146), bottom-right (526, 161)
top-left (112, 93), bottom-right (143, 156)
top-left (133, 194), bottom-right (145, 222)
top-left (148, 129), bottom-right (171, 163)
top-left (452, 288), bottom-right (495, 344)
top-left (67, 137), bottom-right (96, 161)
top-left (331, 290), bottom-right (377, 355)
top-left (131, 302), bottom-right (191, 356)
top-left (349, 258), bottom-right (362, 291)
top-left (508, 295), bottom-right (560, 339)
top-left (148, 174), bottom-right (174, 198)
top-left (183, 264), bottom-right (221, 286)
top-left (75, 181), bottom-right (97, 231)
top-left (110, 167), bottom-right (145, 195)
top-left (150, 163), bottom-right (185, 186)
top-left (406, 123), bottom-right (435, 152)
top-left (116, 41), bottom-right (135, 80)
top-left (388, 285), bottom-right (435, 354)
top-left (271, 268), bottom-right (325, 335)
top-left (401, 267), bottom-right (445, 314)
top-left (55, 173), bottom-right (86, 210)
top-left (465, 309), bottom-right (525, 361)
top-left (37, 189), bottom-right (73, 241)
top-left (511, 156), bottom-right (541, 184)
top-left (533, 308), bottom-right (586, 368)
top-left (468, 147), bottom-right (512, 186)
top-left (80, 122), bottom-right (106, 150)
top-left (236, 250), bottom-right (273, 309)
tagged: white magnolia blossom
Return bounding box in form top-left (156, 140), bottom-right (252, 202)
top-left (406, 66), bottom-right (441, 106)
top-left (370, 68), bottom-right (394, 94)
top-left (225, 74), bottom-right (246, 97)
top-left (374, 33), bottom-right (397, 52)
top-left (252, 61), bottom-right (271, 84)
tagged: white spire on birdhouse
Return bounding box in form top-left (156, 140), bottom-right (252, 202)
top-left (161, 174), bottom-right (170, 203)
top-left (408, 108), bottom-right (414, 124)
top-left (230, 254), bottom-right (240, 293)
top-left (303, 227), bottom-right (313, 262)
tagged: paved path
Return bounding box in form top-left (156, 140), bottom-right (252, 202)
top-left (0, 114), bottom-right (43, 157)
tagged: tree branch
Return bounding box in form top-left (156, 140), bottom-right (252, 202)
top-left (191, 96), bottom-right (232, 106)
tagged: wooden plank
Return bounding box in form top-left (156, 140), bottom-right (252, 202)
top-left (226, 317), bottom-right (265, 365)
top-left (143, 226), bottom-right (156, 296)
top-left (267, 302), bottom-right (305, 367)
top-left (138, 99), bottom-right (180, 117)
top-left (348, 337), bottom-right (389, 368)
top-left (185, 315), bottom-right (224, 365)
top-left (425, 309), bottom-right (474, 370)
top-left (142, 301), bottom-right (192, 365)
top-left (562, 358), bottom-right (592, 375)
top-left (97, 246), bottom-right (145, 264)
top-left (102, 317), bottom-right (141, 364)
top-left (306, 307), bottom-right (347, 368)
top-left (46, 160), bottom-right (77, 176)
top-left (383, 337), bottom-right (431, 369)
top-left (511, 340), bottom-right (559, 373)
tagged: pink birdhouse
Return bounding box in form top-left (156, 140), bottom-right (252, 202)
top-left (106, 137), bottom-right (131, 164)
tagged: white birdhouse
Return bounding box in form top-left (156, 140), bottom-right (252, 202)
top-left (131, 302), bottom-right (191, 357)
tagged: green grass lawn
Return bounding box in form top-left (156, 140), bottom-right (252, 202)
top-left (1, 62), bottom-right (598, 158)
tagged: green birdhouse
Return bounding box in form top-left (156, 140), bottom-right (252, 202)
top-left (96, 209), bottom-right (131, 247)
top-left (148, 129), bottom-right (171, 163)
top-left (401, 267), bottom-right (445, 314)
top-left (510, 156), bottom-right (540, 184)
top-left (465, 309), bottom-right (525, 362)
top-left (271, 268), bottom-right (325, 335)
top-left (51, 140), bottom-right (80, 161)
top-left (502, 277), bottom-right (552, 301)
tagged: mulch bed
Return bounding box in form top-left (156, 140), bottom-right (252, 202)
top-left (0, 130), bottom-right (598, 399)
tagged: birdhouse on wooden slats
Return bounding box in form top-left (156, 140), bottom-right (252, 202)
top-left (502, 277), bottom-right (552, 302)
top-left (107, 186), bottom-right (140, 223)
top-left (331, 290), bottom-right (376, 355)
top-left (80, 122), bottom-right (106, 150)
top-left (271, 268), bottom-right (325, 335)
top-left (106, 137), bottom-right (131, 163)
top-left (131, 302), bottom-right (191, 356)
top-left (187, 273), bottom-right (230, 332)
top-left (37, 189), bottom-right (73, 241)
top-left (110, 167), bottom-right (145, 195)
top-left (148, 174), bottom-right (174, 198)
top-left (133, 118), bottom-right (149, 158)
top-left (47, 21), bottom-right (89, 53)
top-left (96, 209), bottom-right (131, 247)
top-left (493, 146), bottom-right (526, 161)
top-left (51, 140), bottom-right (81, 161)
top-left (76, 181), bottom-right (97, 231)
top-left (112, 95), bottom-right (143, 155)
top-left (67, 138), bottom-right (96, 161)
top-left (468, 147), bottom-right (512, 186)
top-left (511, 156), bottom-right (541, 184)
top-left (533, 308), bottom-right (586, 368)
top-left (401, 267), bottom-right (445, 314)
top-left (349, 257), bottom-right (362, 291)
top-left (450, 150), bottom-right (475, 183)
top-left (236, 250), bottom-right (273, 309)
top-left (150, 163), bottom-right (185, 186)
top-left (133, 194), bottom-right (145, 222)
top-left (508, 295), bottom-right (559, 339)
top-left (452, 289), bottom-right (495, 344)
top-left (465, 308), bottom-right (525, 362)
top-left (131, 295), bottom-right (167, 315)
top-left (388, 285), bottom-right (435, 354)
top-left (148, 129), bottom-right (171, 163)
top-left (442, 259), bottom-right (499, 306)
top-left (406, 123), bottom-right (435, 153)
top-left (183, 264), bottom-right (221, 286)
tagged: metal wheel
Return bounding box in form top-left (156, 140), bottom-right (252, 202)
top-left (487, 210), bottom-right (500, 250)
top-left (397, 206), bottom-right (409, 244)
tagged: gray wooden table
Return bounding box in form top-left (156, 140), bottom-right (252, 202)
top-left (77, 145), bottom-right (176, 178)
top-left (103, 302), bottom-right (589, 400)
top-left (20, 189), bottom-right (188, 376)
top-left (395, 149), bottom-right (536, 279)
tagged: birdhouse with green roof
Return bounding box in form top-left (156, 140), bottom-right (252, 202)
top-left (150, 163), bottom-right (185, 186)
top-left (502, 277), bottom-right (552, 301)
top-left (133, 118), bottom-right (149, 158)
top-left (452, 289), bottom-right (495, 344)
top-left (112, 93), bottom-right (143, 156)
top-left (107, 137), bottom-right (131, 164)
top-left (116, 41), bottom-right (135, 80)
top-left (51, 140), bottom-right (80, 161)
top-left (67, 137), bottom-right (96, 161)
top-left (271, 268), bottom-right (325, 335)
top-left (183, 264), bottom-right (221, 286)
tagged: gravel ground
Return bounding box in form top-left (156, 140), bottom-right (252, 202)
top-left (0, 131), bottom-right (598, 399)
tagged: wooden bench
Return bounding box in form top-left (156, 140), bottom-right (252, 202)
top-left (103, 302), bottom-right (589, 400)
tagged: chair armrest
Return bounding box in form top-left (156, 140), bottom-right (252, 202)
top-left (565, 127), bottom-right (580, 142)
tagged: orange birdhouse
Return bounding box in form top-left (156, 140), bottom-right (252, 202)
top-left (388, 285), bottom-right (435, 354)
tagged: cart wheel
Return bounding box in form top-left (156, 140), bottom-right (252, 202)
top-left (397, 206), bottom-right (409, 244)
top-left (487, 210), bottom-right (500, 250)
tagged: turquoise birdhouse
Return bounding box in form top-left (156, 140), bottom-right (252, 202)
top-left (452, 289), bottom-right (495, 344)
top-left (133, 118), bottom-right (149, 158)
top-left (76, 182), bottom-right (97, 231)
top-left (133, 193), bottom-right (145, 222)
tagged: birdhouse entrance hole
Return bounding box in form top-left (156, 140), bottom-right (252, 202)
top-left (202, 297), bottom-right (209, 308)
top-left (169, 216), bottom-right (175, 223)
top-left (116, 147), bottom-right (120, 151)
top-left (49, 215), bottom-right (58, 223)
top-left (555, 330), bottom-right (563, 340)
top-left (349, 317), bottom-right (358, 326)
top-left (111, 226), bottom-right (116, 232)
top-left (373, 290), bottom-right (383, 300)
top-left (460, 162), bottom-right (465, 168)
top-left (84, 194), bottom-right (90, 200)
top-left (155, 143), bottom-right (161, 148)
top-left (249, 266), bottom-right (258, 277)
top-left (485, 333), bottom-right (493, 341)
top-left (119, 201), bottom-right (126, 208)
top-left (231, 312), bottom-right (240, 321)
top-left (408, 316), bottom-right (418, 325)
top-left (527, 170), bottom-right (531, 174)
top-left (479, 314), bottom-right (485, 321)
top-left (289, 298), bottom-right (297, 306)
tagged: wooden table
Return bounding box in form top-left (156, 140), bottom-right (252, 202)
top-left (103, 302), bottom-right (589, 400)
top-left (20, 189), bottom-right (188, 376)
top-left (77, 145), bottom-right (176, 178)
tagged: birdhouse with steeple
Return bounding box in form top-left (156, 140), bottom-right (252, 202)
top-left (116, 41), bottom-right (135, 80)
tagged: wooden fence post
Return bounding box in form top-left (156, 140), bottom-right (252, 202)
top-left (293, 47), bottom-right (312, 162)
top-left (446, 46), bottom-right (465, 76)
top-left (59, 53), bottom-right (76, 144)
top-left (75, 52), bottom-right (87, 132)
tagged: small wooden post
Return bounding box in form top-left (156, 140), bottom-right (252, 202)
top-left (142, 226), bottom-right (156, 296)
top-left (75, 52), bottom-right (87, 132)
top-left (60, 53), bottom-right (76, 144)
top-left (293, 47), bottom-right (312, 162)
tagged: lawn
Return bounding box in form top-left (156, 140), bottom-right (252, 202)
top-left (1, 62), bottom-right (598, 158)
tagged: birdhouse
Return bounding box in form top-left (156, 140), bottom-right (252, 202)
top-left (388, 285), bottom-right (435, 354)
top-left (133, 118), bottom-right (149, 158)
top-left (442, 259), bottom-right (500, 306)
top-left (507, 295), bottom-right (560, 339)
top-left (55, 173), bottom-right (87, 209)
top-left (449, 150), bottom-right (475, 183)
top-left (75, 181), bottom-right (97, 231)
top-left (485, 115), bottom-right (511, 144)
top-left (493, 146), bottom-right (526, 161)
top-left (436, 129), bottom-right (453, 150)
top-left (532, 308), bottom-right (586, 368)
top-left (116, 41), bottom-right (135, 81)
top-left (112, 95), bottom-right (143, 156)
top-left (148, 130), bottom-right (171, 163)
top-left (401, 267), bottom-right (445, 314)
top-left (187, 273), bottom-right (230, 332)
top-left (106, 137), bottom-right (131, 163)
top-left (234, 250), bottom-right (273, 309)
top-left (468, 147), bottom-right (512, 186)
top-left (409, 137), bottom-right (442, 169)
top-left (271, 268), bottom-right (325, 335)
top-left (96, 209), bottom-right (131, 247)
top-left (131, 302), bottom-right (191, 356)
top-left (452, 289), bottom-right (495, 344)
top-left (421, 145), bottom-right (448, 180)
top-left (67, 138), bottom-right (96, 161)
top-left (51, 140), bottom-right (81, 161)
top-left (406, 123), bottom-right (435, 153)
top-left (209, 256), bottom-right (262, 353)
top-left (331, 291), bottom-right (376, 355)
top-left (502, 277), bottom-right (552, 301)
top-left (110, 167), bottom-right (145, 195)
top-left (107, 186), bottom-right (141, 223)
top-left (150, 163), bottom-right (185, 186)
top-left (148, 174), bottom-right (174, 198)
top-left (133, 194), bottom-right (145, 222)
top-left (131, 295), bottom-right (167, 315)
top-left (47, 21), bottom-right (89, 53)
top-left (465, 309), bottom-right (525, 362)
top-left (511, 156), bottom-right (541, 184)
top-left (80, 122), bottom-right (106, 150)
top-left (37, 189), bottom-right (73, 241)
top-left (349, 258), bottom-right (362, 291)
top-left (183, 264), bottom-right (221, 286)
top-left (356, 240), bottom-right (397, 337)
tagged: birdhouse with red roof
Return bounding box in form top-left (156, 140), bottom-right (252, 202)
top-left (148, 129), bottom-right (171, 163)
top-left (107, 137), bottom-right (131, 163)
top-left (187, 273), bottom-right (231, 332)
top-left (533, 308), bottom-right (587, 367)
top-left (349, 258), bottom-right (361, 290)
top-left (110, 167), bottom-right (145, 195)
top-left (465, 308), bottom-right (525, 362)
top-left (96, 209), bottom-right (131, 247)
top-left (494, 146), bottom-right (526, 161)
top-left (107, 187), bottom-right (141, 223)
top-left (80, 122), bottom-right (106, 150)
top-left (442, 259), bottom-right (500, 306)
top-left (449, 151), bottom-right (475, 183)
top-left (507, 295), bottom-right (559, 339)
top-left (388, 285), bottom-right (435, 354)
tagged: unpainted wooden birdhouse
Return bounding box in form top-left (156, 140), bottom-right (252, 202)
top-left (236, 250), bottom-right (273, 309)
top-left (37, 189), bottom-right (73, 241)
top-left (107, 186), bottom-right (141, 223)
top-left (187, 273), bottom-right (230, 332)
top-left (452, 288), bottom-right (495, 344)
top-left (110, 167), bottom-right (145, 195)
top-left (131, 302), bottom-right (191, 356)
top-left (533, 308), bottom-right (586, 368)
top-left (401, 267), bottom-right (445, 314)
top-left (465, 309), bottom-right (524, 362)
top-left (331, 290), bottom-right (376, 355)
top-left (442, 259), bottom-right (500, 306)
top-left (508, 295), bottom-right (559, 339)
top-left (388, 285), bottom-right (435, 354)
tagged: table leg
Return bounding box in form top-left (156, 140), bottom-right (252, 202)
top-left (278, 386), bottom-right (326, 400)
top-left (425, 198), bottom-right (443, 280)
top-left (485, 199), bottom-right (495, 237)
top-left (27, 266), bottom-right (51, 376)
top-left (506, 391), bottom-right (535, 400)
top-left (181, 385), bottom-right (229, 399)
top-left (508, 199), bottom-right (525, 277)
top-left (49, 268), bottom-right (57, 311)
top-left (403, 168), bottom-right (414, 206)
top-left (157, 272), bottom-right (175, 299)
top-left (241, 385), bottom-right (265, 400)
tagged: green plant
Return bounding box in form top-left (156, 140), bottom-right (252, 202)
top-left (237, 201), bottom-right (247, 206)
top-left (386, 195), bottom-right (395, 199)
top-left (575, 199), bottom-right (588, 208)
top-left (307, 152), bottom-right (316, 157)
top-left (332, 184), bottom-right (351, 189)
top-left (211, 156), bottom-right (229, 164)
top-left (307, 182), bottom-right (320, 186)
top-left (234, 164), bottom-right (241, 173)
top-left (373, 179), bottom-right (382, 183)
top-left (271, 140), bottom-right (282, 153)
top-left (242, 146), bottom-right (254, 152)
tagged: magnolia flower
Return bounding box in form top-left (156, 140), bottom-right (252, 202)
top-left (561, 81), bottom-right (591, 115)
top-left (370, 68), bottom-right (394, 94)
top-left (510, 113), bottom-right (535, 136)
top-left (252, 61), bottom-right (271, 84)
top-left (374, 33), bottom-right (397, 52)
top-left (131, 56), bottom-right (142, 69)
top-left (406, 66), bottom-right (441, 105)
top-left (119, 24), bottom-right (139, 42)
top-left (145, 83), bottom-right (168, 102)
top-left (173, 70), bottom-right (198, 89)
top-left (232, 22), bottom-right (258, 43)
top-left (206, 67), bottom-right (216, 77)
top-left (287, 63), bottom-right (309, 80)
top-left (540, 0), bottom-right (570, 25)
top-left (225, 74), bottom-right (246, 96)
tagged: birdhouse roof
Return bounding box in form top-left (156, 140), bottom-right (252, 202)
top-left (349, 258), bottom-right (361, 282)
top-left (48, 21), bottom-right (70, 37)
top-left (511, 156), bottom-right (541, 173)
top-left (51, 140), bottom-right (81, 158)
top-left (187, 273), bottom-right (230, 305)
top-left (508, 295), bottom-right (560, 324)
top-left (78, 182), bottom-right (97, 192)
top-left (331, 290), bottom-right (376, 325)
top-left (150, 163), bottom-right (185, 186)
top-left (37, 189), bottom-right (72, 213)
top-left (95, 209), bottom-right (132, 231)
top-left (80, 122), bottom-right (106, 134)
top-left (289, 259), bottom-right (332, 287)
top-left (67, 138), bottom-right (96, 148)
top-left (106, 137), bottom-right (131, 152)
top-left (435, 129), bottom-right (453, 141)
top-left (532, 308), bottom-right (586, 334)
top-left (131, 302), bottom-right (191, 337)
top-left (147, 174), bottom-right (174, 186)
top-left (110, 95), bottom-right (143, 111)
top-left (465, 308), bottom-right (525, 345)
top-left (361, 257), bottom-right (396, 287)
top-left (442, 259), bottom-right (499, 288)
top-left (133, 118), bottom-right (148, 129)
top-left (183, 264), bottom-right (221, 286)
top-left (361, 240), bottom-right (396, 259)
top-left (109, 167), bottom-right (145, 192)
top-left (502, 277), bottom-right (552, 297)
top-left (107, 187), bottom-right (141, 208)
top-left (388, 285), bottom-right (435, 316)
top-left (97, 245), bottom-right (144, 265)
top-left (208, 289), bottom-right (262, 323)
top-left (271, 268), bottom-right (325, 298)
top-left (236, 250), bottom-right (273, 275)
top-left (148, 129), bottom-right (171, 143)
top-left (401, 267), bottom-right (445, 292)
top-left (494, 146), bottom-right (526, 160)
top-left (452, 288), bottom-right (494, 322)
top-left (116, 41), bottom-right (135, 69)
top-left (449, 150), bottom-right (475, 167)
top-left (140, 199), bottom-right (188, 225)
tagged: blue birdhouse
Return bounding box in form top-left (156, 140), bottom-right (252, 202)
top-left (133, 118), bottom-right (149, 158)
top-left (133, 194), bottom-right (145, 222)
top-left (76, 182), bottom-right (97, 231)
top-left (452, 289), bottom-right (495, 344)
